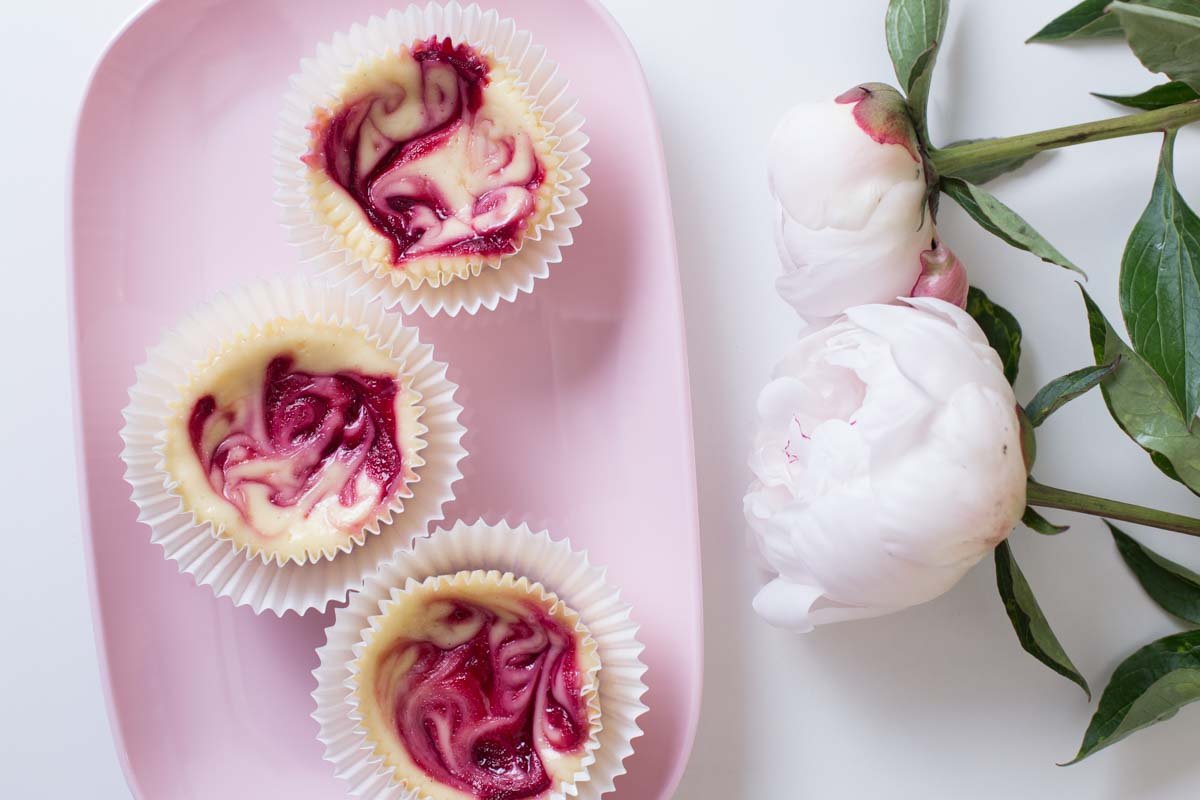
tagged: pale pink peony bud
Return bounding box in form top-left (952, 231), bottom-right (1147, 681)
top-left (769, 83), bottom-right (932, 325)
top-left (911, 239), bottom-right (969, 308)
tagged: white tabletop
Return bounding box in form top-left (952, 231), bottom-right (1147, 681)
top-left (5, 0), bottom-right (1200, 797)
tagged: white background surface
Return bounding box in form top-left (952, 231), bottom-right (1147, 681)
top-left (4, 0), bottom-right (1200, 797)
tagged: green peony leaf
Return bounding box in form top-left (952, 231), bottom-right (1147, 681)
top-left (1152, 451), bottom-right (1188, 484)
top-left (1023, 507), bottom-right (1070, 535)
top-left (885, 0), bottom-right (948, 143)
top-left (1109, 522), bottom-right (1200, 623)
top-left (942, 177), bottom-right (1085, 276)
top-left (966, 287), bottom-right (1023, 385)
top-left (1028, 0), bottom-right (1125, 42)
top-left (885, 0), bottom-right (949, 93)
top-left (1068, 630), bottom-right (1200, 763)
top-left (905, 46), bottom-right (939, 145)
top-left (1025, 360), bottom-right (1120, 427)
top-left (1110, 2), bottom-right (1200, 91)
top-left (1119, 131), bottom-right (1200, 422)
top-left (938, 139), bottom-right (1040, 184)
top-left (995, 541), bottom-right (1091, 698)
top-left (1145, 1), bottom-right (1200, 12)
top-left (1018, 406), bottom-right (1037, 471)
top-left (1094, 81), bottom-right (1200, 110)
top-left (1082, 286), bottom-right (1200, 494)
top-left (1030, 0), bottom-right (1200, 44)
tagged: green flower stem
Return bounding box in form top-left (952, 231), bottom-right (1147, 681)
top-left (930, 101), bottom-right (1200, 178)
top-left (1027, 480), bottom-right (1200, 538)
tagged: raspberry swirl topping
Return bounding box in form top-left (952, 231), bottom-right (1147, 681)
top-left (188, 355), bottom-right (405, 541)
top-left (371, 586), bottom-right (593, 800)
top-left (166, 320), bottom-right (422, 561)
top-left (307, 38), bottom-right (548, 266)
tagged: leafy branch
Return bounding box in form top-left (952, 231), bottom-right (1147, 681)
top-left (884, 0), bottom-right (1200, 764)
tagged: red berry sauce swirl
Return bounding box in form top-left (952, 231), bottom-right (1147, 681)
top-left (306, 37), bottom-right (547, 265)
top-left (187, 355), bottom-right (406, 538)
top-left (375, 596), bottom-right (592, 800)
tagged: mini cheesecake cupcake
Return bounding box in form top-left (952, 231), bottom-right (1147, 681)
top-left (303, 36), bottom-right (564, 291)
top-left (357, 570), bottom-right (602, 800)
top-left (163, 317), bottom-right (426, 566)
top-left (121, 279), bottom-right (466, 613)
top-left (276, 6), bottom-right (589, 316)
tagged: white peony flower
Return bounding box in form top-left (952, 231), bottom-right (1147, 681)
top-left (769, 84), bottom-right (933, 325)
top-left (744, 297), bottom-right (1027, 631)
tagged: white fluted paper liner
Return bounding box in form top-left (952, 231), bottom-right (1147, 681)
top-left (119, 278), bottom-right (467, 615)
top-left (314, 520), bottom-right (649, 800)
top-left (274, 2), bottom-right (590, 317)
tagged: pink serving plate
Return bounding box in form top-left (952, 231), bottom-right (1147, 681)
top-left (68, 1), bottom-right (702, 798)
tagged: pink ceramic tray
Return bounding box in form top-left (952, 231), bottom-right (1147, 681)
top-left (68, 1), bottom-right (702, 797)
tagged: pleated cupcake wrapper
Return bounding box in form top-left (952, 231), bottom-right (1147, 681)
top-left (314, 520), bottom-right (649, 800)
top-left (274, 2), bottom-right (590, 317)
top-left (119, 278), bottom-right (467, 615)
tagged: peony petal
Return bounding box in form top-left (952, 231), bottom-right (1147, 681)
top-left (775, 181), bottom-right (930, 321)
top-left (822, 328), bottom-right (933, 458)
top-left (806, 418), bottom-right (869, 487)
top-left (804, 596), bottom-right (901, 627)
top-left (757, 376), bottom-right (808, 431)
top-left (872, 383), bottom-right (1026, 562)
top-left (768, 101), bottom-right (923, 232)
top-left (752, 578), bottom-right (827, 632)
top-left (901, 296), bottom-right (995, 351)
top-left (845, 301), bottom-right (1012, 401)
top-left (748, 443), bottom-right (793, 490)
top-left (753, 577), bottom-right (905, 632)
